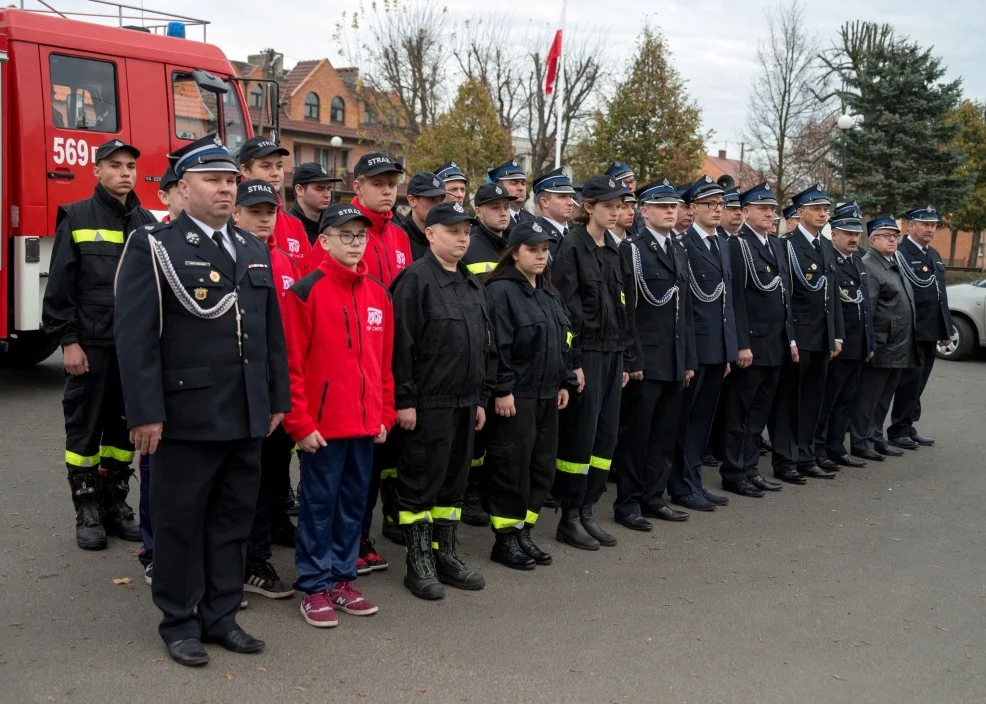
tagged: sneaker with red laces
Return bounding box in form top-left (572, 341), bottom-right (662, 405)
top-left (359, 535), bottom-right (389, 572)
top-left (300, 591), bottom-right (338, 628)
top-left (356, 556), bottom-right (372, 575)
top-left (328, 581), bottom-right (379, 616)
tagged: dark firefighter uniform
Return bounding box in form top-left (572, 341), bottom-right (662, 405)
top-left (42, 139), bottom-right (156, 550)
top-left (551, 175), bottom-right (635, 551)
top-left (888, 205), bottom-right (953, 447)
top-left (613, 178), bottom-right (697, 530)
top-left (772, 184), bottom-right (845, 483)
top-left (814, 207), bottom-right (875, 468)
top-left (288, 162), bottom-right (341, 245)
top-left (114, 135), bottom-right (290, 658)
top-left (484, 221), bottom-right (574, 569)
top-left (390, 203), bottom-right (496, 599)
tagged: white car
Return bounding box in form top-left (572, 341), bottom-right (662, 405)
top-left (936, 279), bottom-right (986, 361)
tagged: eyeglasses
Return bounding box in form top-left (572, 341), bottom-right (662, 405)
top-left (697, 201), bottom-right (724, 210)
top-left (870, 233), bottom-right (901, 240)
top-left (326, 230), bottom-right (368, 245)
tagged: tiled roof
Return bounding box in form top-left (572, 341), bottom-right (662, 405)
top-left (283, 59), bottom-right (323, 96)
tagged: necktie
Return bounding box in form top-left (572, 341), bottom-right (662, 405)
top-left (812, 237), bottom-right (821, 254)
top-left (212, 230), bottom-right (234, 269)
top-left (707, 235), bottom-right (720, 258)
top-left (562, 227), bottom-right (569, 239)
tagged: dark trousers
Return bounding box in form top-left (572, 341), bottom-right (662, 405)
top-left (246, 424), bottom-right (294, 565)
top-left (295, 437), bottom-right (374, 594)
top-left (363, 431), bottom-right (400, 535)
top-left (138, 453), bottom-right (153, 567)
top-left (814, 358), bottom-right (863, 460)
top-left (771, 349), bottom-right (829, 473)
top-left (850, 367), bottom-right (901, 453)
top-left (484, 397), bottom-right (558, 529)
top-left (397, 406), bottom-right (476, 522)
top-left (722, 365), bottom-right (781, 482)
top-left (888, 341), bottom-right (937, 439)
top-left (62, 345), bottom-right (133, 474)
top-left (150, 437), bottom-right (262, 643)
top-left (670, 363), bottom-right (725, 499)
top-left (554, 350), bottom-right (623, 506)
top-left (614, 379), bottom-right (683, 517)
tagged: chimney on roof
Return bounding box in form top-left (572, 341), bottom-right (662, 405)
top-left (718, 149), bottom-right (727, 159)
top-left (247, 51), bottom-right (283, 78)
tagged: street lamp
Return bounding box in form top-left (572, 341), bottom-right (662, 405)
top-left (837, 114), bottom-right (854, 199)
top-left (330, 135), bottom-right (343, 193)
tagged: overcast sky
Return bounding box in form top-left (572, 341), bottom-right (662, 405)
top-left (48, 0), bottom-right (986, 161)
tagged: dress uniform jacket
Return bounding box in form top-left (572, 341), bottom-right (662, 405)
top-left (43, 184), bottom-right (156, 347)
top-left (620, 231), bottom-right (697, 381)
top-left (862, 251), bottom-right (918, 368)
top-left (833, 250), bottom-right (875, 360)
top-left (681, 226), bottom-right (738, 365)
top-left (508, 208), bottom-right (537, 233)
top-left (463, 223), bottom-right (507, 276)
top-left (897, 237), bottom-right (952, 342)
top-left (114, 212), bottom-right (292, 440)
top-left (728, 225), bottom-right (794, 366)
top-left (784, 227), bottom-right (845, 352)
top-left (540, 217), bottom-right (568, 262)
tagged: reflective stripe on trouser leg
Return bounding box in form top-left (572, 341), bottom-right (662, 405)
top-left (524, 510), bottom-right (539, 526)
top-left (589, 456), bottom-right (611, 471)
top-left (66, 450), bottom-right (100, 468)
top-left (398, 510), bottom-right (432, 525)
top-left (100, 445), bottom-right (135, 464)
top-left (490, 515), bottom-right (524, 531)
top-left (430, 506), bottom-right (460, 522)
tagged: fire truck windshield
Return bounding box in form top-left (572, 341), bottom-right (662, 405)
top-left (172, 73), bottom-right (246, 153)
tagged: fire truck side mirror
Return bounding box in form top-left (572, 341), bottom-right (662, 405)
top-left (190, 69), bottom-right (228, 95)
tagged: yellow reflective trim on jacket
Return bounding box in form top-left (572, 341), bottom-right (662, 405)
top-left (65, 450), bottom-right (100, 468)
top-left (470, 452), bottom-right (486, 468)
top-left (379, 467), bottom-right (398, 480)
top-left (565, 331), bottom-right (573, 350)
top-left (430, 506), bottom-right (461, 522)
top-left (466, 261), bottom-right (497, 275)
top-left (525, 510), bottom-right (539, 525)
top-left (620, 290), bottom-right (626, 306)
top-left (589, 455), bottom-right (612, 471)
top-left (556, 458), bottom-right (588, 475)
top-left (72, 229), bottom-right (125, 244)
top-left (490, 515), bottom-right (524, 531)
top-left (431, 541), bottom-right (440, 550)
top-left (399, 510), bottom-right (432, 525)
top-left (99, 445), bottom-right (134, 463)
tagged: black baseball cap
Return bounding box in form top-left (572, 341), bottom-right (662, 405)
top-left (474, 182), bottom-right (518, 207)
top-left (95, 139), bottom-right (140, 163)
top-left (407, 171), bottom-right (448, 197)
top-left (319, 203), bottom-right (373, 233)
top-left (237, 136), bottom-right (289, 166)
top-left (507, 220), bottom-right (556, 248)
top-left (293, 162), bottom-right (343, 188)
top-left (580, 174), bottom-right (629, 201)
top-left (159, 166), bottom-right (178, 191)
top-left (236, 179), bottom-right (279, 207)
top-left (425, 202), bottom-right (478, 228)
top-left (354, 152), bottom-right (405, 179)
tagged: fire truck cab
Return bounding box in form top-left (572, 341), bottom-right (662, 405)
top-left (0, 5), bottom-right (264, 366)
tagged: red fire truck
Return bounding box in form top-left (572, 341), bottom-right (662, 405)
top-left (0, 3), bottom-right (276, 366)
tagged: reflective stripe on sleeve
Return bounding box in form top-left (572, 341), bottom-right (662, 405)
top-left (72, 229), bottom-right (125, 244)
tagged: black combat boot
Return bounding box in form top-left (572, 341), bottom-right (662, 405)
top-left (433, 522), bottom-right (486, 590)
top-left (380, 479), bottom-right (405, 546)
top-left (555, 500), bottom-right (599, 551)
top-left (101, 467), bottom-right (141, 541)
top-left (401, 522), bottom-right (444, 600)
top-left (490, 529), bottom-right (535, 570)
top-left (461, 485), bottom-right (490, 527)
top-left (517, 524), bottom-right (552, 565)
top-left (69, 471), bottom-right (107, 550)
top-left (579, 503), bottom-right (617, 547)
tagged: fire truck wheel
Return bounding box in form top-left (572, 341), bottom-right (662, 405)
top-left (0, 331), bottom-right (60, 368)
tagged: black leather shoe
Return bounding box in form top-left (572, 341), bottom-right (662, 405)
top-left (911, 433), bottom-right (935, 446)
top-left (876, 444), bottom-right (904, 457)
top-left (816, 457), bottom-right (840, 471)
top-left (701, 489), bottom-right (730, 506)
top-left (722, 479), bottom-right (764, 498)
top-left (856, 448), bottom-right (884, 461)
top-left (701, 453), bottom-right (720, 468)
top-left (890, 436), bottom-right (919, 450)
top-left (556, 505), bottom-right (600, 551)
top-left (748, 473), bottom-right (783, 492)
top-left (643, 505), bottom-right (690, 521)
top-left (800, 465), bottom-right (836, 479)
top-left (166, 638), bottom-right (209, 667)
top-left (833, 454), bottom-right (867, 468)
top-left (774, 468), bottom-right (807, 485)
top-left (579, 505), bottom-right (618, 546)
top-left (671, 494), bottom-right (716, 511)
top-left (203, 628), bottom-right (265, 654)
top-left (615, 513), bottom-right (653, 531)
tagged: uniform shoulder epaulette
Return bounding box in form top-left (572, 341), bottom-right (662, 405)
top-left (144, 220), bottom-right (172, 234)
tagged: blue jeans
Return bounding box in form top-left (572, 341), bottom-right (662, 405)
top-left (295, 437), bottom-right (374, 594)
top-left (138, 453), bottom-right (153, 567)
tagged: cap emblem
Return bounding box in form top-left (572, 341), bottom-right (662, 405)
top-left (662, 178), bottom-right (670, 186)
top-left (213, 135), bottom-right (223, 147)
top-left (113, 140), bottom-right (123, 147)
top-left (511, 160), bottom-right (518, 167)
top-left (765, 184), bottom-right (772, 191)
top-left (432, 178), bottom-right (440, 187)
top-left (532, 223), bottom-right (543, 233)
top-left (704, 176), bottom-right (712, 183)
top-left (608, 178), bottom-right (616, 188)
top-left (927, 205), bottom-right (933, 212)
top-left (453, 203), bottom-right (464, 213)
top-left (495, 186), bottom-right (503, 195)
top-left (450, 161), bottom-right (458, 168)
top-left (320, 166), bottom-right (327, 175)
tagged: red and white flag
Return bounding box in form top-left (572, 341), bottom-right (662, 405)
top-left (545, 29), bottom-right (562, 95)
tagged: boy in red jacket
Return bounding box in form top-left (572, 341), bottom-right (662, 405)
top-left (282, 203), bottom-right (396, 628)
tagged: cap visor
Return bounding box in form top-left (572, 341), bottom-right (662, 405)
top-left (297, 176), bottom-right (344, 185)
top-left (411, 187), bottom-right (450, 198)
top-left (360, 164), bottom-right (404, 178)
top-left (524, 232), bottom-right (556, 245)
top-left (431, 214), bottom-right (479, 227)
top-left (99, 145), bottom-right (140, 161)
top-left (641, 196), bottom-right (679, 205)
top-left (321, 213), bottom-right (373, 231)
top-left (595, 188), bottom-right (629, 201)
top-left (542, 186), bottom-right (575, 194)
top-left (497, 174), bottom-right (526, 181)
top-left (476, 195), bottom-right (520, 206)
top-left (253, 145), bottom-right (290, 159)
top-left (183, 162), bottom-right (241, 174)
top-left (236, 195), bottom-right (279, 207)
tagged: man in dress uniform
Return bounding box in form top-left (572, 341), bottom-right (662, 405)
top-left (114, 134), bottom-right (291, 667)
top-left (770, 184), bottom-right (844, 484)
top-left (437, 161), bottom-right (468, 204)
top-left (888, 205), bottom-right (952, 448)
top-left (781, 205), bottom-right (800, 235)
top-left (532, 167), bottom-right (576, 260)
top-left (672, 182), bottom-right (694, 242)
top-left (813, 204), bottom-right (874, 469)
top-left (488, 158), bottom-right (535, 230)
top-left (718, 188), bottom-right (743, 236)
top-left (719, 183), bottom-right (792, 497)
top-left (669, 176), bottom-right (736, 511)
top-left (606, 161), bottom-right (643, 237)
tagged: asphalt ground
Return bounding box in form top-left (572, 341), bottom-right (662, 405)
top-left (1, 352), bottom-right (984, 704)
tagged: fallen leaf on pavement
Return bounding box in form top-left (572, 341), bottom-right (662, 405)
top-left (111, 577), bottom-right (132, 585)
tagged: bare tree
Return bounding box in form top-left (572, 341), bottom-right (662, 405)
top-left (744, 0), bottom-right (831, 205)
top-left (452, 14), bottom-right (525, 132)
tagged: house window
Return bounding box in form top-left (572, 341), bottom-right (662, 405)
top-left (304, 92), bottom-right (319, 120)
top-left (363, 105), bottom-right (376, 125)
top-left (49, 54), bottom-right (119, 132)
top-left (293, 145), bottom-right (302, 168)
top-left (313, 147), bottom-right (330, 171)
top-left (250, 85), bottom-right (262, 109)
top-left (330, 96), bottom-right (345, 124)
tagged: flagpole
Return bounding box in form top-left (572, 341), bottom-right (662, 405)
top-left (554, 0), bottom-right (566, 169)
